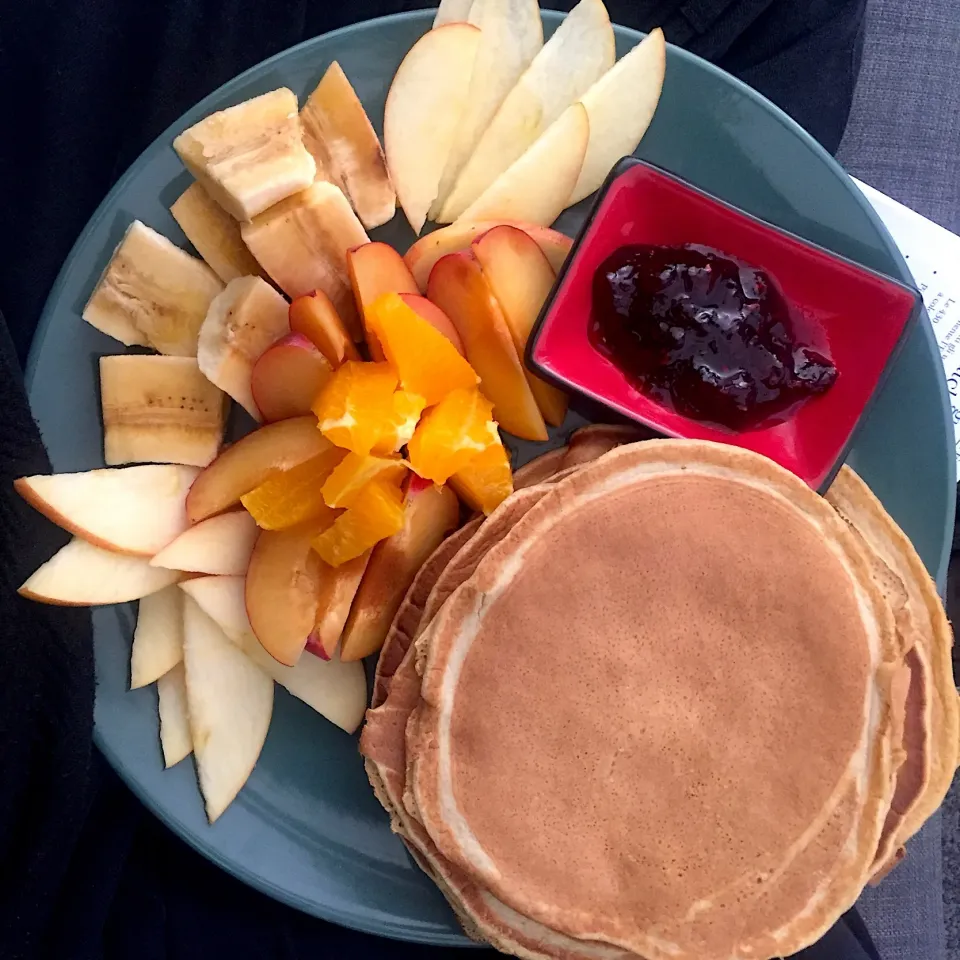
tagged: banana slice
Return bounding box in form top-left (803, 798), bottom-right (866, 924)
top-left (83, 221), bottom-right (223, 355)
top-left (241, 181), bottom-right (368, 340)
top-left (173, 88), bottom-right (316, 222)
top-left (301, 62), bottom-right (396, 230)
top-left (198, 276), bottom-right (289, 420)
top-left (170, 182), bottom-right (264, 283)
top-left (100, 355), bottom-right (228, 467)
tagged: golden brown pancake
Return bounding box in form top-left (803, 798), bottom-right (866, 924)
top-left (826, 466), bottom-right (959, 875)
top-left (363, 484), bottom-right (638, 960)
top-left (513, 447), bottom-right (569, 489)
top-left (410, 442), bottom-right (899, 960)
top-left (560, 424), bottom-right (649, 471)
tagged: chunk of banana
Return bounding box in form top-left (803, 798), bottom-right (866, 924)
top-left (83, 221), bottom-right (223, 356)
top-left (170, 182), bottom-right (263, 283)
top-left (198, 276), bottom-right (289, 420)
top-left (241, 181), bottom-right (368, 340)
top-left (99, 355), bottom-right (228, 467)
top-left (173, 88), bottom-right (316, 222)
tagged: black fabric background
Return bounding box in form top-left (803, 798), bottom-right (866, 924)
top-left (0, 1), bottom-right (878, 958)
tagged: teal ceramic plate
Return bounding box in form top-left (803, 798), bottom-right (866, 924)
top-left (25, 10), bottom-right (955, 946)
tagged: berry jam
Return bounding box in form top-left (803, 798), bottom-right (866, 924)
top-left (590, 244), bottom-right (838, 431)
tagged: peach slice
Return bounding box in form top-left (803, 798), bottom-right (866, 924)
top-left (14, 464), bottom-right (198, 557)
top-left (308, 552), bottom-right (371, 659)
top-left (321, 452), bottom-right (409, 509)
top-left (339, 476), bottom-right (459, 661)
top-left (150, 510), bottom-right (259, 576)
top-left (472, 224), bottom-right (568, 426)
top-left (346, 241), bottom-right (419, 360)
top-left (405, 220), bottom-right (572, 291)
top-left (245, 525), bottom-right (327, 666)
top-left (399, 293), bottom-right (465, 353)
top-left (186, 417), bottom-right (333, 523)
top-left (427, 251), bottom-right (547, 440)
top-left (366, 292), bottom-right (477, 405)
top-left (250, 333), bottom-right (334, 422)
top-left (288, 290), bottom-right (361, 367)
top-left (240, 447), bottom-right (345, 531)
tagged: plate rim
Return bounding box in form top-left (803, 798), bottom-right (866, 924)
top-left (24, 7), bottom-right (957, 944)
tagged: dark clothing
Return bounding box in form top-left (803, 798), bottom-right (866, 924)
top-left (0, 2), bottom-right (874, 958)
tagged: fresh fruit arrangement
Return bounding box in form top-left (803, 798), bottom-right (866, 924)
top-left (16, 0), bottom-right (666, 822)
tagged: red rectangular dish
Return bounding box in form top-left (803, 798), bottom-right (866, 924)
top-left (527, 159), bottom-right (923, 490)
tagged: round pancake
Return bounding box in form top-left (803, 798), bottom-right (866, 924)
top-left (826, 466), bottom-right (959, 873)
top-left (560, 424), bottom-right (649, 471)
top-left (363, 484), bottom-right (639, 960)
top-left (411, 441), bottom-right (899, 960)
top-left (514, 447), bottom-right (570, 489)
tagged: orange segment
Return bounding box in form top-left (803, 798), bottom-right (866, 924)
top-left (240, 447), bottom-right (346, 530)
top-left (312, 361), bottom-right (399, 456)
top-left (407, 387), bottom-right (499, 484)
top-left (450, 441), bottom-right (514, 515)
top-left (367, 293), bottom-right (478, 406)
top-left (322, 452), bottom-right (408, 508)
top-left (311, 479), bottom-right (406, 566)
top-left (371, 389), bottom-right (427, 456)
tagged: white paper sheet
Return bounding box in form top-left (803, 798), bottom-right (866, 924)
top-left (853, 178), bottom-right (960, 474)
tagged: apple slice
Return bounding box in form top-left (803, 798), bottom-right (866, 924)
top-left (310, 551), bottom-right (371, 659)
top-left (398, 293), bottom-right (465, 353)
top-left (383, 22), bottom-right (481, 233)
top-left (300, 61), bottom-right (396, 230)
top-left (472, 225), bottom-right (568, 426)
top-left (429, 0), bottom-right (542, 219)
top-left (245, 526), bottom-right (325, 666)
top-left (150, 511), bottom-right (258, 576)
top-left (346, 242), bottom-right (419, 359)
top-left (434, 0), bottom-right (474, 26)
top-left (186, 417), bottom-right (332, 523)
top-left (288, 290), bottom-right (361, 367)
top-left (182, 595), bottom-right (273, 822)
top-left (405, 220), bottom-right (573, 290)
top-left (181, 576), bottom-right (367, 732)
top-left (571, 29), bottom-right (666, 205)
top-left (456, 102), bottom-right (589, 226)
top-left (340, 476), bottom-right (459, 661)
top-left (427, 251), bottom-right (547, 441)
top-left (437, 0), bottom-right (613, 222)
top-left (19, 538), bottom-right (182, 606)
top-left (250, 333), bottom-right (334, 422)
top-left (15, 464), bottom-right (198, 557)
top-left (158, 662), bottom-right (193, 767)
top-left (198, 276), bottom-right (290, 420)
top-left (241, 181), bottom-right (370, 339)
top-left (131, 584), bottom-right (184, 688)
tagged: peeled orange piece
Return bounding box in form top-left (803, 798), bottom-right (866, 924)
top-left (366, 292), bottom-right (478, 406)
top-left (312, 361), bottom-right (399, 456)
top-left (408, 387), bottom-right (499, 484)
top-left (311, 479), bottom-right (405, 566)
top-left (371, 389), bottom-right (427, 456)
top-left (451, 441), bottom-right (514, 515)
top-left (240, 447), bottom-right (346, 530)
top-left (322, 452), bottom-right (408, 508)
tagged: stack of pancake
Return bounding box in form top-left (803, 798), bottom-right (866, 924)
top-left (361, 432), bottom-right (959, 960)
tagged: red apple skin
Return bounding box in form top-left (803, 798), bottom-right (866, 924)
top-left (304, 634), bottom-right (332, 660)
top-left (339, 479), bottom-right (459, 661)
top-left (397, 293), bottom-right (465, 355)
top-left (288, 290), bottom-right (361, 366)
top-left (251, 333), bottom-right (334, 422)
top-left (186, 417), bottom-right (333, 523)
top-left (245, 526), bottom-right (324, 667)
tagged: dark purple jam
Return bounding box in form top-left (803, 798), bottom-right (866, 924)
top-left (590, 244), bottom-right (838, 430)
